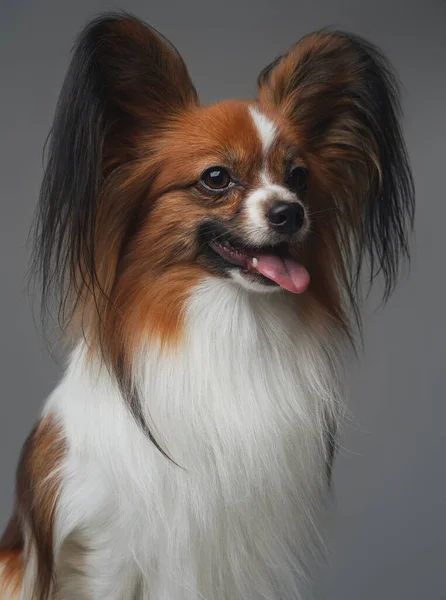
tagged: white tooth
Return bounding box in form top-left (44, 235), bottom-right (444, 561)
top-left (252, 257), bottom-right (259, 268)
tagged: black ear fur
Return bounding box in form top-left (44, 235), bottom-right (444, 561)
top-left (258, 30), bottom-right (415, 301)
top-left (31, 12), bottom-right (198, 329)
top-left (30, 13), bottom-right (198, 462)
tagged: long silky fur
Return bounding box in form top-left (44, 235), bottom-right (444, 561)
top-left (29, 13), bottom-right (198, 458)
top-left (1, 14), bottom-right (415, 600)
top-left (258, 29), bottom-right (415, 309)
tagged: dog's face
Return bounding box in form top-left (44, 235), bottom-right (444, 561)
top-left (126, 101), bottom-right (311, 295)
top-left (35, 14), bottom-right (414, 366)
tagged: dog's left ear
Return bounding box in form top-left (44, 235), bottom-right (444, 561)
top-left (257, 30), bottom-right (415, 298)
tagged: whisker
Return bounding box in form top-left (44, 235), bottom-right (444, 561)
top-left (307, 207), bottom-right (341, 218)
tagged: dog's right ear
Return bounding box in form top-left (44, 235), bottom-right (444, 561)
top-left (58, 12), bottom-right (198, 170)
top-left (33, 13), bottom-right (198, 329)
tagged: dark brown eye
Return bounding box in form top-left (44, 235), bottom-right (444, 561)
top-left (287, 167), bottom-right (308, 193)
top-left (200, 167), bottom-right (232, 191)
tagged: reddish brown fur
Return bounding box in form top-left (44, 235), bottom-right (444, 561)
top-left (83, 101), bottom-right (274, 365)
top-left (83, 86), bottom-right (355, 372)
top-left (53, 19), bottom-right (381, 378)
top-left (2, 14), bottom-right (413, 598)
top-left (0, 514), bottom-right (23, 597)
top-left (0, 416), bottom-right (66, 600)
top-left (257, 33), bottom-right (390, 333)
top-left (85, 93), bottom-right (352, 363)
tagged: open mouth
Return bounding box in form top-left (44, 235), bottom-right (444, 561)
top-left (199, 223), bottom-right (310, 294)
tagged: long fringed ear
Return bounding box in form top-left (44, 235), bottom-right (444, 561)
top-left (257, 30), bottom-right (415, 301)
top-left (32, 13), bottom-right (198, 330)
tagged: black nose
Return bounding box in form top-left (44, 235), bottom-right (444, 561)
top-left (267, 202), bottom-right (305, 234)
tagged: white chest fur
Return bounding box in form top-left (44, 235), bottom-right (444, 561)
top-left (48, 278), bottom-right (344, 600)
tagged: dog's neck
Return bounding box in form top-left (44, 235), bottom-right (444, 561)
top-left (129, 277), bottom-right (343, 465)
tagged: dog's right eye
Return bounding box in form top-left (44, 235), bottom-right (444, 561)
top-left (200, 167), bottom-right (232, 191)
top-left (287, 167), bottom-right (308, 193)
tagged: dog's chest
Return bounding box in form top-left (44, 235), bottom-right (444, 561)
top-left (123, 281), bottom-right (332, 598)
top-left (55, 279), bottom-right (337, 599)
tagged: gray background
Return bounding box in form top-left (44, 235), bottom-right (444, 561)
top-left (1, 0), bottom-right (445, 598)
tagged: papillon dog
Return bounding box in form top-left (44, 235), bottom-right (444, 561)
top-left (0, 12), bottom-right (414, 600)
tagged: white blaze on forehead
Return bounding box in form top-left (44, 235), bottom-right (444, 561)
top-left (248, 106), bottom-right (277, 158)
top-left (245, 106), bottom-right (302, 246)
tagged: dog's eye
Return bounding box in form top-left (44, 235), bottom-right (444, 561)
top-left (287, 167), bottom-right (308, 193)
top-left (201, 167), bottom-right (232, 191)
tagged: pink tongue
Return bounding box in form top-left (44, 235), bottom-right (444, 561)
top-left (252, 255), bottom-right (310, 294)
